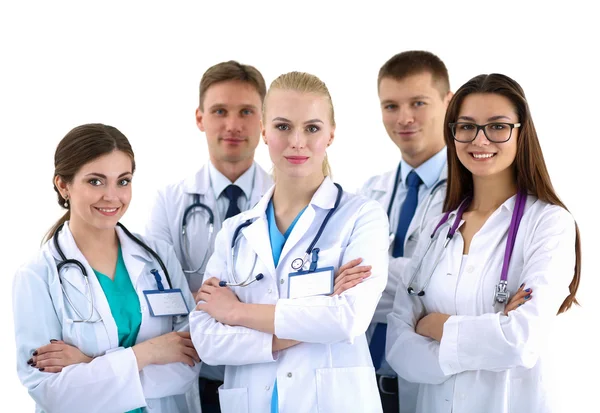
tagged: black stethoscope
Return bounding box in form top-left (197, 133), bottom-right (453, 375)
top-left (219, 183), bottom-right (344, 287)
top-left (180, 194), bottom-right (215, 274)
top-left (54, 222), bottom-right (172, 322)
top-left (386, 162), bottom-right (447, 246)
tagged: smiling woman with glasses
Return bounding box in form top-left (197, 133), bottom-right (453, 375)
top-left (385, 73), bottom-right (581, 413)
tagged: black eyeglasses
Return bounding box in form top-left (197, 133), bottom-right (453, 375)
top-left (449, 122), bottom-right (521, 143)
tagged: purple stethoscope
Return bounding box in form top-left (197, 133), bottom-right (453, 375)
top-left (406, 190), bottom-right (527, 305)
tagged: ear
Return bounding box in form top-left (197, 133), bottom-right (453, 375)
top-left (54, 175), bottom-right (68, 198)
top-left (327, 127), bottom-right (335, 147)
top-left (444, 91), bottom-right (454, 108)
top-left (196, 107), bottom-right (205, 132)
top-left (260, 119), bottom-right (267, 144)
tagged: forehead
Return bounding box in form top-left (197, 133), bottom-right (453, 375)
top-left (458, 93), bottom-right (517, 120)
top-left (203, 80), bottom-right (262, 108)
top-left (265, 89), bottom-right (330, 122)
top-left (378, 72), bottom-right (443, 101)
top-left (76, 150), bottom-right (133, 175)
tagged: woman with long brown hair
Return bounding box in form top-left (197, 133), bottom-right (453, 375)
top-left (385, 74), bottom-right (580, 413)
top-left (13, 123), bottom-right (201, 413)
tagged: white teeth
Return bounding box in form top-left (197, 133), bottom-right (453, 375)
top-left (472, 153), bottom-right (495, 159)
top-left (97, 208), bottom-right (118, 212)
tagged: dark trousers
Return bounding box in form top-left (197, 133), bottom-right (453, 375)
top-left (199, 377), bottom-right (223, 413)
top-left (376, 374), bottom-right (399, 413)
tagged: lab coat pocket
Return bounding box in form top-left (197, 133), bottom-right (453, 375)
top-left (218, 387), bottom-right (249, 413)
top-left (315, 366), bottom-right (381, 413)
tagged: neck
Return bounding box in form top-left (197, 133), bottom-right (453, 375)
top-left (402, 141), bottom-right (444, 168)
top-left (210, 157), bottom-right (253, 183)
top-left (273, 172), bottom-right (325, 213)
top-left (470, 169), bottom-right (518, 214)
top-left (68, 218), bottom-right (119, 258)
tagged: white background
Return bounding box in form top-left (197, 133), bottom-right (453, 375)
top-left (1, 1), bottom-right (598, 411)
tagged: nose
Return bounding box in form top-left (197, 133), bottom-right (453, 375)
top-left (396, 105), bottom-right (414, 126)
top-left (225, 115), bottom-right (243, 134)
top-left (472, 128), bottom-right (490, 146)
top-left (290, 129), bottom-right (306, 149)
top-left (102, 185), bottom-right (120, 202)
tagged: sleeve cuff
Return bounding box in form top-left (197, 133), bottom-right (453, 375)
top-left (439, 315), bottom-right (462, 375)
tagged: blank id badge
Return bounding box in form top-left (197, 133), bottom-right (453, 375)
top-left (143, 289), bottom-right (190, 317)
top-left (287, 266), bottom-right (334, 299)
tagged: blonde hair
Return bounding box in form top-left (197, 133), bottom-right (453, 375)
top-left (263, 71), bottom-right (334, 177)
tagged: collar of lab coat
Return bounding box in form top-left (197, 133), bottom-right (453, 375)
top-left (445, 191), bottom-right (521, 225)
top-left (235, 176), bottom-right (340, 275)
top-left (181, 162), bottom-right (271, 208)
top-left (50, 222), bottom-right (155, 295)
top-left (243, 176), bottom-right (339, 220)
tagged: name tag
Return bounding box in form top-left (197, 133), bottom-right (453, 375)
top-left (143, 289), bottom-right (189, 317)
top-left (288, 266), bottom-right (334, 299)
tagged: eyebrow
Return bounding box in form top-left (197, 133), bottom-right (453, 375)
top-left (457, 115), bottom-right (513, 122)
top-left (209, 103), bottom-right (259, 110)
top-left (380, 95), bottom-right (432, 105)
top-left (272, 117), bottom-right (324, 124)
top-left (84, 172), bottom-right (132, 179)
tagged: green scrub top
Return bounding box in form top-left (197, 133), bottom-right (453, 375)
top-left (93, 246), bottom-right (143, 413)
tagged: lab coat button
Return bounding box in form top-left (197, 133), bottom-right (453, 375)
top-left (265, 385), bottom-right (270, 391)
top-left (467, 266), bottom-right (474, 273)
top-left (287, 372), bottom-right (292, 378)
top-left (460, 393), bottom-right (466, 400)
top-left (280, 279), bottom-right (285, 284)
top-left (268, 289), bottom-right (272, 294)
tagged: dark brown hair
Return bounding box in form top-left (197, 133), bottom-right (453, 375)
top-left (378, 50), bottom-right (450, 97)
top-left (199, 60), bottom-right (266, 110)
top-left (43, 123), bottom-right (135, 243)
top-left (443, 73), bottom-right (581, 314)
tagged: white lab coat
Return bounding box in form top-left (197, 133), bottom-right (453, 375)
top-left (145, 162), bottom-right (272, 293)
top-left (12, 223), bottom-right (201, 413)
top-left (386, 195), bottom-right (576, 413)
top-left (190, 177), bottom-right (390, 413)
top-left (360, 163), bottom-right (446, 412)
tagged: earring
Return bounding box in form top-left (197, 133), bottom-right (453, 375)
top-left (63, 197), bottom-right (69, 208)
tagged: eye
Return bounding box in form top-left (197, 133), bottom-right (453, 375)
top-left (306, 125), bottom-right (320, 133)
top-left (413, 101), bottom-right (426, 107)
top-left (459, 123), bottom-right (476, 131)
top-left (275, 123), bottom-right (290, 131)
top-left (88, 178), bottom-right (102, 186)
top-left (490, 123), bottom-right (507, 130)
top-left (384, 104), bottom-right (398, 111)
top-left (214, 109), bottom-right (226, 116)
top-left (119, 178), bottom-right (131, 186)
top-left (241, 108), bottom-right (253, 116)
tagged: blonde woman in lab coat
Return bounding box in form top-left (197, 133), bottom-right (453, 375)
top-left (190, 72), bottom-right (390, 413)
top-left (386, 73), bottom-right (581, 413)
top-left (12, 124), bottom-right (201, 413)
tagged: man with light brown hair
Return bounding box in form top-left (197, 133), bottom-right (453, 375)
top-left (146, 60), bottom-right (273, 412)
top-left (360, 50), bottom-right (453, 412)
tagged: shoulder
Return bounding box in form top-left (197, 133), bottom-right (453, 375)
top-left (13, 243), bottom-right (55, 287)
top-left (525, 197), bottom-right (575, 232)
top-left (358, 168), bottom-right (396, 196)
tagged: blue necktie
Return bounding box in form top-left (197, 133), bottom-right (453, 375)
top-left (369, 170), bottom-right (422, 371)
top-left (392, 170), bottom-right (422, 258)
top-left (224, 184), bottom-right (243, 219)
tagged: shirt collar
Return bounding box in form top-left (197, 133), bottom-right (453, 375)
top-left (208, 161), bottom-right (256, 200)
top-left (400, 146), bottom-right (447, 189)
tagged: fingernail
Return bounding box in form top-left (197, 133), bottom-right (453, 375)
top-left (31, 363), bottom-right (37, 367)
top-left (525, 288), bottom-right (531, 293)
top-left (525, 295), bottom-right (531, 299)
top-left (520, 283), bottom-right (525, 288)
top-left (27, 358), bottom-right (33, 365)
top-left (50, 339), bottom-right (58, 342)
top-left (38, 368), bottom-right (45, 372)
top-left (518, 303), bottom-right (524, 307)
top-left (32, 351), bottom-right (38, 356)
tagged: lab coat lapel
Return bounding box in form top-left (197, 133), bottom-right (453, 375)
top-left (52, 223), bottom-right (119, 347)
top-left (251, 164), bottom-right (272, 207)
top-left (240, 186), bottom-right (277, 276)
top-left (116, 226), bottom-right (155, 291)
top-left (278, 177), bottom-right (338, 266)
